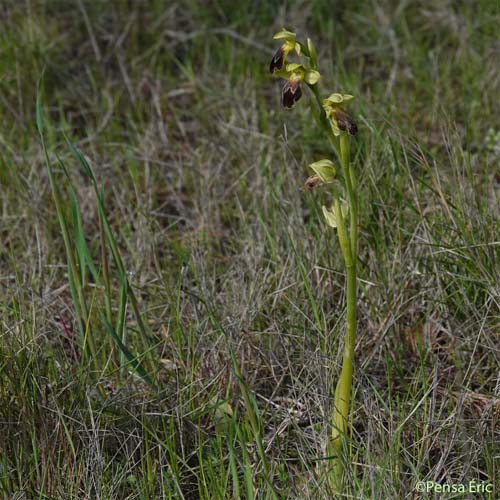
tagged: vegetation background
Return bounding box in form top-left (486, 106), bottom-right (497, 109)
top-left (1, 0), bottom-right (499, 498)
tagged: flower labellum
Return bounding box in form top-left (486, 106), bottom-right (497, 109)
top-left (282, 77), bottom-right (302, 108)
top-left (332, 108), bottom-right (358, 135)
top-left (270, 45), bottom-right (286, 73)
top-left (303, 174), bottom-right (322, 191)
top-left (278, 63), bottom-right (320, 108)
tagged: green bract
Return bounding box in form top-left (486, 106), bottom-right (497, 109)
top-left (322, 205), bottom-right (337, 228)
top-left (307, 38), bottom-right (318, 69)
top-left (309, 159), bottom-right (336, 182)
top-left (322, 202), bottom-right (349, 228)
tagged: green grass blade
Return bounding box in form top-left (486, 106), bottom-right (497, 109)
top-left (101, 317), bottom-right (153, 386)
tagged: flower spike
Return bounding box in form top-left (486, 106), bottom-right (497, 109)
top-left (268, 29), bottom-right (362, 491)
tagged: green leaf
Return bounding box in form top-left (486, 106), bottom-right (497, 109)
top-left (69, 188), bottom-right (88, 285)
top-left (59, 156), bottom-right (99, 284)
top-left (64, 134), bottom-right (95, 181)
top-left (36, 88), bottom-right (44, 135)
top-left (36, 71), bottom-right (46, 136)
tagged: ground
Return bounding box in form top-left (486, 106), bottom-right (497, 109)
top-left (0, 1), bottom-right (499, 498)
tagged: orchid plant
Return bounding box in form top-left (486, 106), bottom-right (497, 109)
top-left (270, 28), bottom-right (360, 490)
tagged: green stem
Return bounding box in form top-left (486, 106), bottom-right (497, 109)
top-left (340, 134), bottom-right (357, 256)
top-left (330, 134), bottom-right (358, 490)
top-left (306, 85), bottom-right (360, 490)
top-left (310, 84), bottom-right (325, 121)
top-left (329, 257), bottom-right (356, 486)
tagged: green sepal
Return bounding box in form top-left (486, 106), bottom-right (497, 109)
top-left (309, 159), bottom-right (336, 182)
top-left (273, 28), bottom-right (296, 41)
top-left (323, 93), bottom-right (354, 107)
top-left (304, 69), bottom-right (321, 85)
top-left (285, 62), bottom-right (303, 72)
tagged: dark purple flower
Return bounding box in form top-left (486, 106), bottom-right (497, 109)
top-left (282, 78), bottom-right (302, 108)
top-left (269, 45), bottom-right (286, 73)
top-left (332, 108), bottom-right (358, 135)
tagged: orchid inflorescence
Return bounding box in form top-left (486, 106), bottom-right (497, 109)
top-left (270, 28), bottom-right (357, 133)
top-left (269, 28), bottom-right (361, 490)
top-left (270, 29), bottom-right (358, 230)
